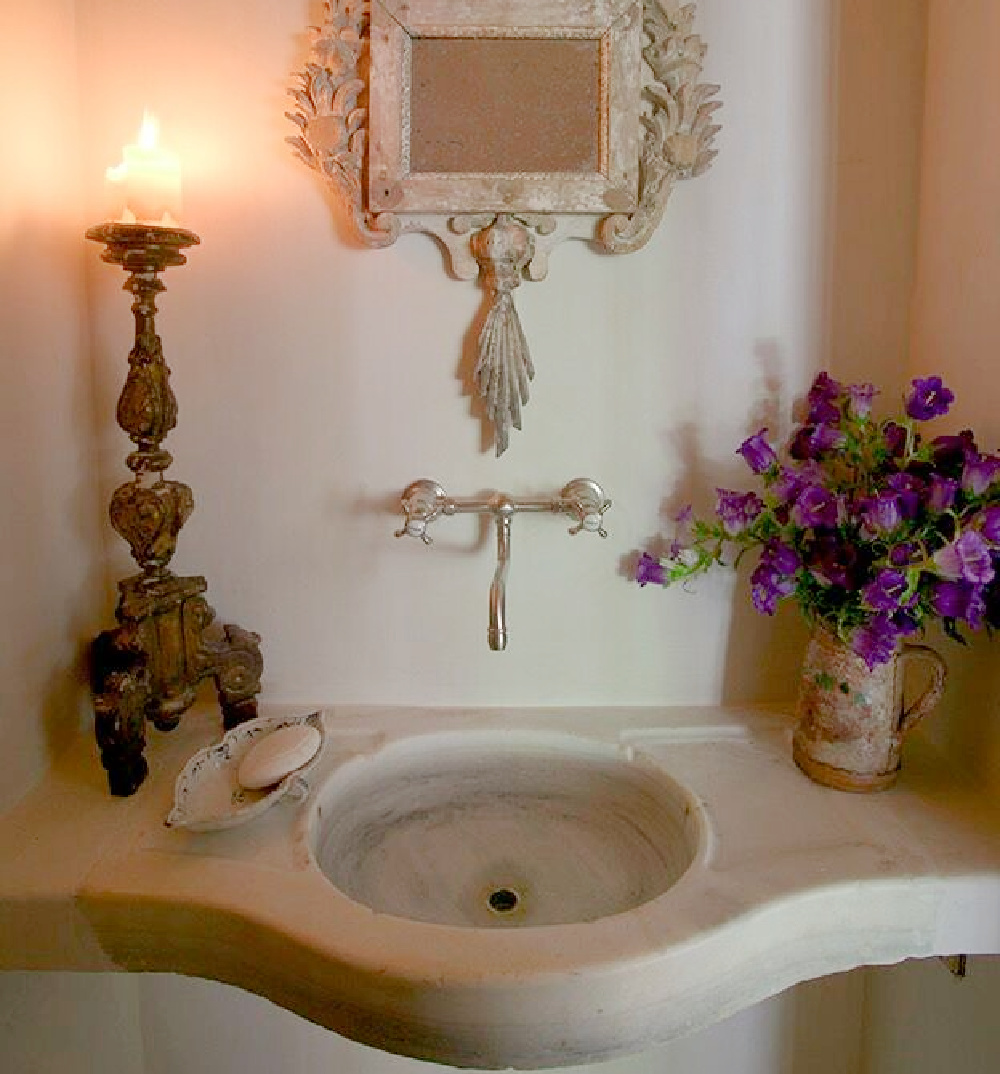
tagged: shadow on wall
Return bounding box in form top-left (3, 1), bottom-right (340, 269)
top-left (923, 634), bottom-right (1000, 794)
top-left (724, 0), bottom-right (929, 705)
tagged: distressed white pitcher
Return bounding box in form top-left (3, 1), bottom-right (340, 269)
top-left (793, 625), bottom-right (947, 792)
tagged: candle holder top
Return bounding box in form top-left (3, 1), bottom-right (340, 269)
top-left (86, 222), bottom-right (200, 273)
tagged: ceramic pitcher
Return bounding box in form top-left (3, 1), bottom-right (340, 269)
top-left (792, 625), bottom-right (947, 792)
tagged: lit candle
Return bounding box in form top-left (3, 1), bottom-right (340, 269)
top-left (105, 111), bottom-right (182, 226)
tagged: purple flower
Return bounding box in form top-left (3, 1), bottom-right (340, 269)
top-left (924, 475), bottom-right (958, 513)
top-left (749, 541), bottom-right (800, 615)
top-left (885, 473), bottom-right (923, 519)
top-left (765, 540), bottom-right (801, 576)
top-left (737, 429), bottom-right (778, 475)
top-left (932, 431), bottom-right (977, 472)
top-left (888, 542), bottom-right (918, 567)
top-left (715, 489), bottom-right (764, 535)
top-left (792, 485), bottom-right (841, 529)
top-left (806, 372), bottom-right (843, 424)
top-left (771, 467), bottom-right (803, 506)
top-left (979, 506), bottom-right (1000, 544)
top-left (933, 530), bottom-right (995, 585)
top-left (891, 609), bottom-right (921, 636)
top-left (861, 492), bottom-right (902, 534)
top-left (635, 552), bottom-right (666, 587)
top-left (846, 382), bottom-right (878, 418)
top-left (851, 616), bottom-right (900, 668)
top-left (862, 569), bottom-right (909, 612)
top-left (805, 532), bottom-right (863, 589)
top-left (931, 580), bottom-right (986, 627)
top-left (788, 423), bottom-right (846, 460)
top-left (751, 565), bottom-right (794, 615)
top-left (962, 453), bottom-right (1000, 495)
top-left (883, 421), bottom-right (908, 458)
top-left (906, 376), bottom-right (955, 421)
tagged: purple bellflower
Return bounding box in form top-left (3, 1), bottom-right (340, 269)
top-left (635, 552), bottom-right (667, 587)
top-left (861, 492), bottom-right (902, 534)
top-left (925, 475), bottom-right (958, 514)
top-left (933, 531), bottom-right (995, 586)
top-left (806, 373), bottom-right (842, 425)
top-left (962, 453), bottom-right (1000, 496)
top-left (862, 569), bottom-right (910, 613)
top-left (792, 485), bottom-right (841, 529)
top-left (979, 506), bottom-right (1000, 544)
top-left (737, 429), bottom-right (778, 475)
top-left (846, 382), bottom-right (877, 417)
top-left (715, 489), bottom-right (764, 535)
top-left (932, 580), bottom-right (986, 628)
top-left (852, 616), bottom-right (900, 669)
top-left (906, 376), bottom-right (954, 421)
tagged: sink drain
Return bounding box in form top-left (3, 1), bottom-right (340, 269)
top-left (487, 887), bottom-right (520, 914)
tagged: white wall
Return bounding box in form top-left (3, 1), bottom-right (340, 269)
top-left (857, 3), bottom-right (1000, 1066)
top-left (0, 0), bottom-right (106, 811)
top-left (859, 959), bottom-right (1000, 1073)
top-left (908, 0), bottom-right (1000, 795)
top-left (75, 0), bottom-right (849, 712)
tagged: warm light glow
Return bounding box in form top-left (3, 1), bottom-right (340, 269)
top-left (105, 111), bottom-right (183, 226)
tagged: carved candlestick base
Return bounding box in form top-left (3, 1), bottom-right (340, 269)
top-left (87, 223), bottom-right (263, 796)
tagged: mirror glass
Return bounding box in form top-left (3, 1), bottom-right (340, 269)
top-left (409, 38), bottom-right (602, 175)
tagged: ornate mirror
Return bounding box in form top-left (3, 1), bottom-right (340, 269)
top-left (289, 0), bottom-right (720, 454)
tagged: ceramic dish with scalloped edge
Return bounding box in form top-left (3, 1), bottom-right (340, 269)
top-left (166, 711), bottom-right (326, 832)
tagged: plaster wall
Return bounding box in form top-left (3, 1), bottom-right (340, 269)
top-left (851, 2), bottom-right (1000, 1067)
top-left (907, 0), bottom-right (1000, 796)
top-left (0, 0), bottom-right (105, 812)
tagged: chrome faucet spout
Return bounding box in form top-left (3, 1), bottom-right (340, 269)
top-left (396, 479), bottom-right (610, 650)
top-left (488, 502), bottom-right (513, 650)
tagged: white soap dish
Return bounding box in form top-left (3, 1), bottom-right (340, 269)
top-left (166, 711), bottom-right (326, 832)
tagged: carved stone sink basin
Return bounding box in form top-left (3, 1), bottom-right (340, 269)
top-left (309, 730), bottom-right (703, 929)
top-left (17, 708), bottom-right (999, 1071)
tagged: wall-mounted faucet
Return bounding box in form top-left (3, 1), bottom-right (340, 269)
top-left (396, 479), bottom-right (611, 651)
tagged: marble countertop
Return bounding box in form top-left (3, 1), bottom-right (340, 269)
top-left (1, 704), bottom-right (998, 1069)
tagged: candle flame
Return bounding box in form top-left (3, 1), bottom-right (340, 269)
top-left (137, 110), bottom-right (160, 151)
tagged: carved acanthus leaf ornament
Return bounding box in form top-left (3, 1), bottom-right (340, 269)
top-left (599, 1), bottom-right (722, 253)
top-left (287, 0), bottom-right (399, 247)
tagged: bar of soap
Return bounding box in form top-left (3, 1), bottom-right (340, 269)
top-left (238, 724), bottom-right (322, 790)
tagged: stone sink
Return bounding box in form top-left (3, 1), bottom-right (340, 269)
top-left (2, 705), bottom-right (998, 1071)
top-left (309, 730), bottom-right (703, 929)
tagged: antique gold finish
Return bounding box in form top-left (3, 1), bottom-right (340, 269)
top-left (87, 223), bottom-right (263, 796)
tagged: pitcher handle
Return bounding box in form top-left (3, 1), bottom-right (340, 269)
top-left (898, 643), bottom-right (947, 735)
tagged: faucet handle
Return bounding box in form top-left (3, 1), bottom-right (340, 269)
top-left (560, 479), bottom-right (611, 538)
top-left (396, 480), bottom-right (447, 545)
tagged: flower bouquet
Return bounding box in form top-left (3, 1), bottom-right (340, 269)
top-left (638, 372), bottom-right (1000, 665)
top-left (636, 372), bottom-right (1000, 788)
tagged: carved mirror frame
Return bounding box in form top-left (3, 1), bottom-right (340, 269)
top-left (289, 0), bottom-right (721, 454)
